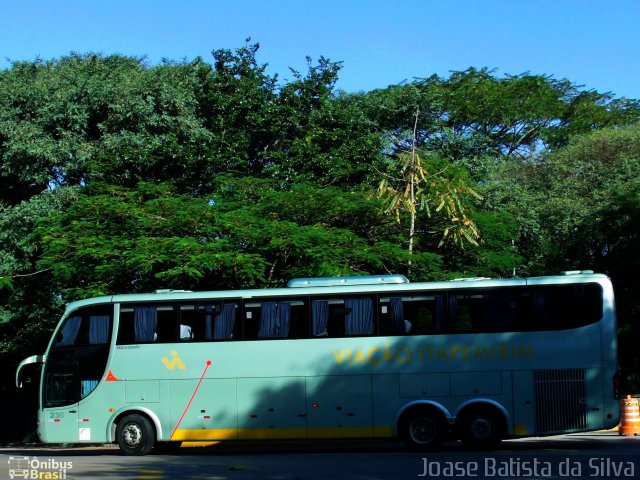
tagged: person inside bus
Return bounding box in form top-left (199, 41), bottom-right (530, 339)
top-left (180, 323), bottom-right (193, 341)
top-left (404, 319), bottom-right (413, 334)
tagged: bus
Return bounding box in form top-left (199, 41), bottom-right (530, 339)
top-left (16, 271), bottom-right (619, 455)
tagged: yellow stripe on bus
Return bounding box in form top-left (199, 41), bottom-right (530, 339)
top-left (172, 426), bottom-right (393, 441)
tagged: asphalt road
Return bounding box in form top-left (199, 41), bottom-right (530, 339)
top-left (1, 432), bottom-right (640, 480)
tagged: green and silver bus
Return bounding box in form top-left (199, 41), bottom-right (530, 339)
top-left (16, 271), bottom-right (619, 455)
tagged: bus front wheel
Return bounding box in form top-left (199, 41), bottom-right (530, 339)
top-left (399, 406), bottom-right (447, 450)
top-left (456, 405), bottom-right (505, 450)
top-left (116, 414), bottom-right (155, 456)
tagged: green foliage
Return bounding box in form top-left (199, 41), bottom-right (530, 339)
top-left (35, 181), bottom-right (445, 300)
top-left (1, 45), bottom-right (639, 365)
top-left (37, 183), bottom-right (262, 297)
top-left (442, 210), bottom-right (524, 278)
top-left (490, 125), bottom-right (640, 274)
top-left (0, 188), bottom-right (76, 354)
top-left (488, 125), bottom-right (640, 368)
top-left (378, 148), bottom-right (481, 252)
top-left (353, 68), bottom-right (640, 180)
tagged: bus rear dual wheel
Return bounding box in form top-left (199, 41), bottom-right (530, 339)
top-left (400, 405), bottom-right (505, 450)
top-left (400, 407), bottom-right (449, 449)
top-left (456, 406), bottom-right (505, 450)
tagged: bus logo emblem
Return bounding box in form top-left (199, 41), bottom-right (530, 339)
top-left (8, 456), bottom-right (29, 479)
top-left (162, 351), bottom-right (186, 370)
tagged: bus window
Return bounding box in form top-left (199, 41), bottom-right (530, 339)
top-left (311, 296), bottom-right (375, 338)
top-left (379, 295), bottom-right (445, 336)
top-left (449, 285), bottom-right (604, 333)
top-left (450, 293), bottom-right (483, 333)
top-left (179, 304), bottom-right (198, 340)
top-left (180, 302), bottom-right (240, 341)
top-left (571, 284), bottom-right (603, 325)
top-left (287, 301), bottom-right (309, 339)
top-left (530, 284), bottom-right (603, 330)
top-left (117, 304), bottom-right (178, 344)
top-left (243, 299), bottom-right (308, 340)
top-left (450, 290), bottom-right (520, 333)
top-left (45, 305), bottom-right (113, 407)
top-left (53, 316), bottom-right (82, 347)
top-left (53, 311), bottom-right (112, 348)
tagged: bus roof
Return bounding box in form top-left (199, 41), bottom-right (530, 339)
top-left (61, 271), bottom-right (610, 314)
top-left (287, 274), bottom-right (409, 288)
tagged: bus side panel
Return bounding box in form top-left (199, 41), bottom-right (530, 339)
top-left (307, 375), bottom-right (374, 438)
top-left (600, 280), bottom-right (620, 428)
top-left (586, 367), bottom-right (607, 430)
top-left (39, 341), bottom-right (127, 444)
top-left (511, 370), bottom-right (535, 437)
top-left (169, 379), bottom-right (238, 441)
top-left (74, 375), bottom-right (126, 443)
top-left (371, 374), bottom-right (398, 438)
top-left (39, 404), bottom-right (79, 443)
top-left (237, 377), bottom-right (306, 439)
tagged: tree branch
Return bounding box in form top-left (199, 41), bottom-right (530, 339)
top-left (1, 268), bottom-right (51, 280)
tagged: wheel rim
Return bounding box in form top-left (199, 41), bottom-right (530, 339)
top-left (122, 423), bottom-right (143, 447)
top-left (469, 417), bottom-right (492, 440)
top-left (409, 417), bottom-right (437, 445)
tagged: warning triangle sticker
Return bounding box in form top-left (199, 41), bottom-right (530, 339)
top-left (105, 369), bottom-right (119, 382)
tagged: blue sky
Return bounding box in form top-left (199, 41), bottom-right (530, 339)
top-left (2, 0), bottom-right (639, 99)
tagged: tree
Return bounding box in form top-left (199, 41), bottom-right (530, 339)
top-left (490, 125), bottom-right (640, 272)
top-left (377, 110), bottom-right (481, 275)
top-left (36, 182), bottom-right (268, 298)
top-left (352, 68), bottom-right (640, 181)
top-left (1, 46), bottom-right (638, 371)
top-left (35, 179), bottom-right (445, 300)
top-left (0, 187), bottom-right (77, 355)
top-left (488, 125), bottom-right (640, 370)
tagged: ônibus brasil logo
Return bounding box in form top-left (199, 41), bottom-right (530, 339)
top-left (8, 456), bottom-right (73, 479)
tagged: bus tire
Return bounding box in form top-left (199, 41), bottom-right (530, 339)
top-left (456, 405), bottom-right (505, 450)
top-left (116, 414), bottom-right (155, 456)
top-left (399, 406), bottom-right (447, 450)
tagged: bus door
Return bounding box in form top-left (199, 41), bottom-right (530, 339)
top-left (41, 306), bottom-right (113, 443)
top-left (41, 349), bottom-right (80, 442)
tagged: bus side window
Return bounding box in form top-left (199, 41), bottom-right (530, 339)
top-left (312, 296), bottom-right (374, 338)
top-left (180, 302), bottom-right (240, 341)
top-left (286, 300), bottom-right (309, 339)
top-left (513, 291), bottom-right (534, 331)
top-left (451, 290), bottom-right (522, 333)
top-left (378, 297), bottom-right (405, 335)
top-left (545, 284), bottom-right (603, 329)
top-left (483, 290), bottom-right (518, 332)
top-left (450, 292), bottom-right (485, 333)
top-left (117, 304), bottom-right (177, 344)
top-left (210, 303), bottom-right (239, 340)
top-left (179, 304), bottom-right (198, 341)
top-left (243, 299), bottom-right (307, 340)
top-left (450, 293), bottom-right (468, 333)
top-left (153, 305), bottom-right (178, 343)
top-left (54, 307), bottom-right (113, 348)
top-left (573, 284), bottom-right (603, 325)
top-left (379, 295), bottom-right (444, 336)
